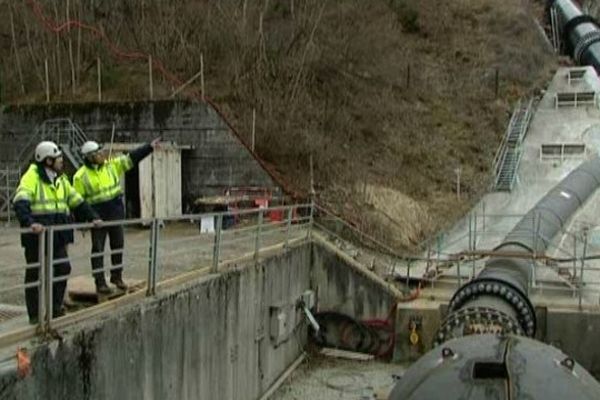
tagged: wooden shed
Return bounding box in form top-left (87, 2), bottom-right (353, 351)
top-left (110, 142), bottom-right (189, 219)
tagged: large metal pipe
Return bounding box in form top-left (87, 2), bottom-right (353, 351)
top-left (551, 0), bottom-right (600, 69)
top-left (389, 3), bottom-right (600, 398)
top-left (439, 156), bottom-right (600, 343)
top-left (390, 156), bottom-right (600, 399)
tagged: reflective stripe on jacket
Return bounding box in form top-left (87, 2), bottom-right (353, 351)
top-left (73, 155), bottom-right (133, 205)
top-left (14, 164), bottom-right (84, 214)
top-left (13, 163), bottom-right (92, 248)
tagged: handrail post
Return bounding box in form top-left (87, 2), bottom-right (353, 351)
top-left (284, 207), bottom-right (293, 249)
top-left (212, 214), bottom-right (223, 273)
top-left (45, 227), bottom-right (54, 330)
top-left (457, 258), bottom-right (462, 288)
top-left (469, 214), bottom-right (475, 279)
top-left (573, 233), bottom-right (578, 284)
top-left (37, 230), bottom-right (46, 331)
top-left (254, 210), bottom-right (263, 262)
top-left (146, 219), bottom-right (158, 296)
top-left (579, 228), bottom-right (589, 310)
top-left (308, 201), bottom-right (315, 239)
top-left (153, 219), bottom-right (161, 291)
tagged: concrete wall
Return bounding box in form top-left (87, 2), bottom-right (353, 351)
top-left (0, 101), bottom-right (280, 210)
top-left (0, 244), bottom-right (311, 400)
top-left (390, 294), bottom-right (600, 378)
top-left (311, 241), bottom-right (398, 320)
top-left (543, 308), bottom-right (600, 378)
top-left (0, 240), bottom-right (400, 399)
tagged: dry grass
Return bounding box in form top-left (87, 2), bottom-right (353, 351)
top-left (0, 0), bottom-right (557, 252)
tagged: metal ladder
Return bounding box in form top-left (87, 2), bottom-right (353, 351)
top-left (550, 6), bottom-right (562, 54)
top-left (493, 99), bottom-right (535, 192)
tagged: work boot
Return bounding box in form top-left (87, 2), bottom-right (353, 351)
top-left (52, 307), bottom-right (66, 319)
top-left (110, 276), bottom-right (128, 291)
top-left (95, 279), bottom-right (113, 295)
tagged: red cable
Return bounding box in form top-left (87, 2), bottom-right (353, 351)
top-left (24, 0), bottom-right (302, 199)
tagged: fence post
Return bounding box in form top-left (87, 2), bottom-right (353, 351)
top-left (482, 201), bottom-right (486, 232)
top-left (255, 210), bottom-right (263, 262)
top-left (146, 219), bottom-right (158, 296)
top-left (573, 234), bottom-right (578, 282)
top-left (579, 228), bottom-right (589, 310)
top-left (212, 214), bottom-right (223, 273)
top-left (148, 55), bottom-right (154, 100)
top-left (469, 214), bottom-right (475, 279)
top-left (457, 258), bottom-right (462, 288)
top-left (532, 212), bottom-right (541, 289)
top-left (284, 207), bottom-right (293, 249)
top-left (436, 234), bottom-right (442, 267)
top-left (37, 230), bottom-right (46, 331)
top-left (472, 213), bottom-right (478, 251)
top-left (97, 57), bottom-right (102, 102)
top-left (152, 219), bottom-right (161, 290)
top-left (5, 170), bottom-right (10, 225)
top-left (308, 201), bottom-right (315, 239)
top-left (45, 227), bottom-right (54, 329)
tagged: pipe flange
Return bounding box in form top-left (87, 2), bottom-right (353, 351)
top-left (574, 30), bottom-right (600, 64)
top-left (448, 278), bottom-right (536, 337)
top-left (434, 306), bottom-right (523, 346)
top-left (563, 15), bottom-right (599, 55)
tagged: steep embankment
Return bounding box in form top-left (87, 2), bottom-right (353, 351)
top-left (0, 0), bottom-right (556, 251)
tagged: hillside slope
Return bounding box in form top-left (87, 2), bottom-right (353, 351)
top-left (0, 0), bottom-right (556, 251)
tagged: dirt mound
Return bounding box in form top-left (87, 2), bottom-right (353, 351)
top-left (359, 184), bottom-right (432, 249)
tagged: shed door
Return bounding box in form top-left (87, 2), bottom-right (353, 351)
top-left (138, 148), bottom-right (182, 218)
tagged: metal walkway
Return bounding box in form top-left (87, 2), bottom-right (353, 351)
top-left (493, 99), bottom-right (535, 191)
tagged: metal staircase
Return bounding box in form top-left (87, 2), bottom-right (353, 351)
top-left (493, 99), bottom-right (535, 192)
top-left (0, 118), bottom-right (90, 221)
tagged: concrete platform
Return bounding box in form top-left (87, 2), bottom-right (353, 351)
top-left (67, 276), bottom-right (146, 304)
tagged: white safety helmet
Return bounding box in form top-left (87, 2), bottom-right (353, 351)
top-left (80, 141), bottom-right (103, 156)
top-left (34, 141), bottom-right (62, 162)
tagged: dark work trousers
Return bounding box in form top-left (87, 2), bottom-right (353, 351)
top-left (91, 225), bottom-right (124, 283)
top-left (24, 244), bottom-right (71, 322)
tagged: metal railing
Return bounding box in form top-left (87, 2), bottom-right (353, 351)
top-left (0, 204), bottom-right (312, 344)
top-left (3, 201), bottom-right (599, 346)
top-left (411, 208), bottom-right (600, 308)
top-left (0, 167), bottom-right (19, 222)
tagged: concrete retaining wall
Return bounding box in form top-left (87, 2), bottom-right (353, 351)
top-left (0, 240), bottom-right (398, 399)
top-left (0, 244), bottom-right (311, 400)
top-left (311, 240), bottom-right (398, 320)
top-left (391, 294), bottom-right (600, 378)
top-left (0, 101), bottom-right (280, 210)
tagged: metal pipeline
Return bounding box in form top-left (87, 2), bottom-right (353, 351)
top-left (437, 156), bottom-right (600, 343)
top-left (388, 4), bottom-right (600, 398)
top-left (551, 0), bottom-right (600, 69)
top-left (390, 156), bottom-right (600, 399)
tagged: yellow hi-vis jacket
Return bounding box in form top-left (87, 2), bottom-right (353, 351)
top-left (13, 163), bottom-right (95, 248)
top-left (73, 154), bottom-right (133, 206)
